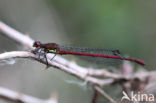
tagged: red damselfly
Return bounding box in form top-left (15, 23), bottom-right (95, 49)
top-left (33, 41), bottom-right (145, 66)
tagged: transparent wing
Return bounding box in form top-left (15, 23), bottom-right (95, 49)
top-left (59, 45), bottom-right (123, 66)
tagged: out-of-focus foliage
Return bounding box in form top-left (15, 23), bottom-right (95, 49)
top-left (48, 0), bottom-right (156, 69)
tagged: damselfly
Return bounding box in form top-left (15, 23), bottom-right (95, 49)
top-left (33, 41), bottom-right (145, 66)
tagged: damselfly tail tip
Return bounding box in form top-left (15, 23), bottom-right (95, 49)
top-left (134, 58), bottom-right (146, 66)
top-left (125, 57), bottom-right (145, 66)
top-left (139, 60), bottom-right (146, 66)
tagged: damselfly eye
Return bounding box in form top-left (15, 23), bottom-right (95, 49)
top-left (33, 41), bottom-right (41, 47)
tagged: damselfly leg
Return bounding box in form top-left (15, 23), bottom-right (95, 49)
top-left (41, 52), bottom-right (50, 71)
top-left (34, 47), bottom-right (49, 66)
top-left (50, 54), bottom-right (57, 61)
top-left (44, 52), bottom-right (48, 66)
top-left (38, 48), bottom-right (42, 60)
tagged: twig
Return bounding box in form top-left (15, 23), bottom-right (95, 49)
top-left (0, 51), bottom-right (117, 102)
top-left (92, 90), bottom-right (98, 103)
top-left (0, 51), bottom-right (115, 87)
top-left (94, 85), bottom-right (117, 103)
top-left (0, 87), bottom-right (57, 103)
top-left (0, 21), bottom-right (34, 47)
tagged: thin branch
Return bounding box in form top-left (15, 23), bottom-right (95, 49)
top-left (94, 85), bottom-right (117, 103)
top-left (0, 51), bottom-right (114, 87)
top-left (0, 50), bottom-right (117, 103)
top-left (0, 21), bottom-right (34, 48)
top-left (92, 90), bottom-right (98, 103)
top-left (87, 69), bottom-right (123, 79)
top-left (0, 87), bottom-right (57, 103)
top-left (2, 51), bottom-right (149, 87)
top-left (0, 51), bottom-right (154, 103)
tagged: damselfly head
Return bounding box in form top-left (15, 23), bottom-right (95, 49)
top-left (33, 41), bottom-right (41, 47)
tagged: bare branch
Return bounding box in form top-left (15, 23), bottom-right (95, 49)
top-left (0, 50), bottom-right (117, 102)
top-left (0, 87), bottom-right (57, 103)
top-left (0, 50), bottom-right (154, 103)
top-left (0, 21), bottom-right (34, 48)
top-left (92, 90), bottom-right (98, 103)
top-left (87, 69), bottom-right (123, 79)
top-left (94, 85), bottom-right (117, 103)
top-left (0, 51), bottom-right (115, 87)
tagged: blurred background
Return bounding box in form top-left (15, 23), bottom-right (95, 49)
top-left (0, 0), bottom-right (155, 103)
